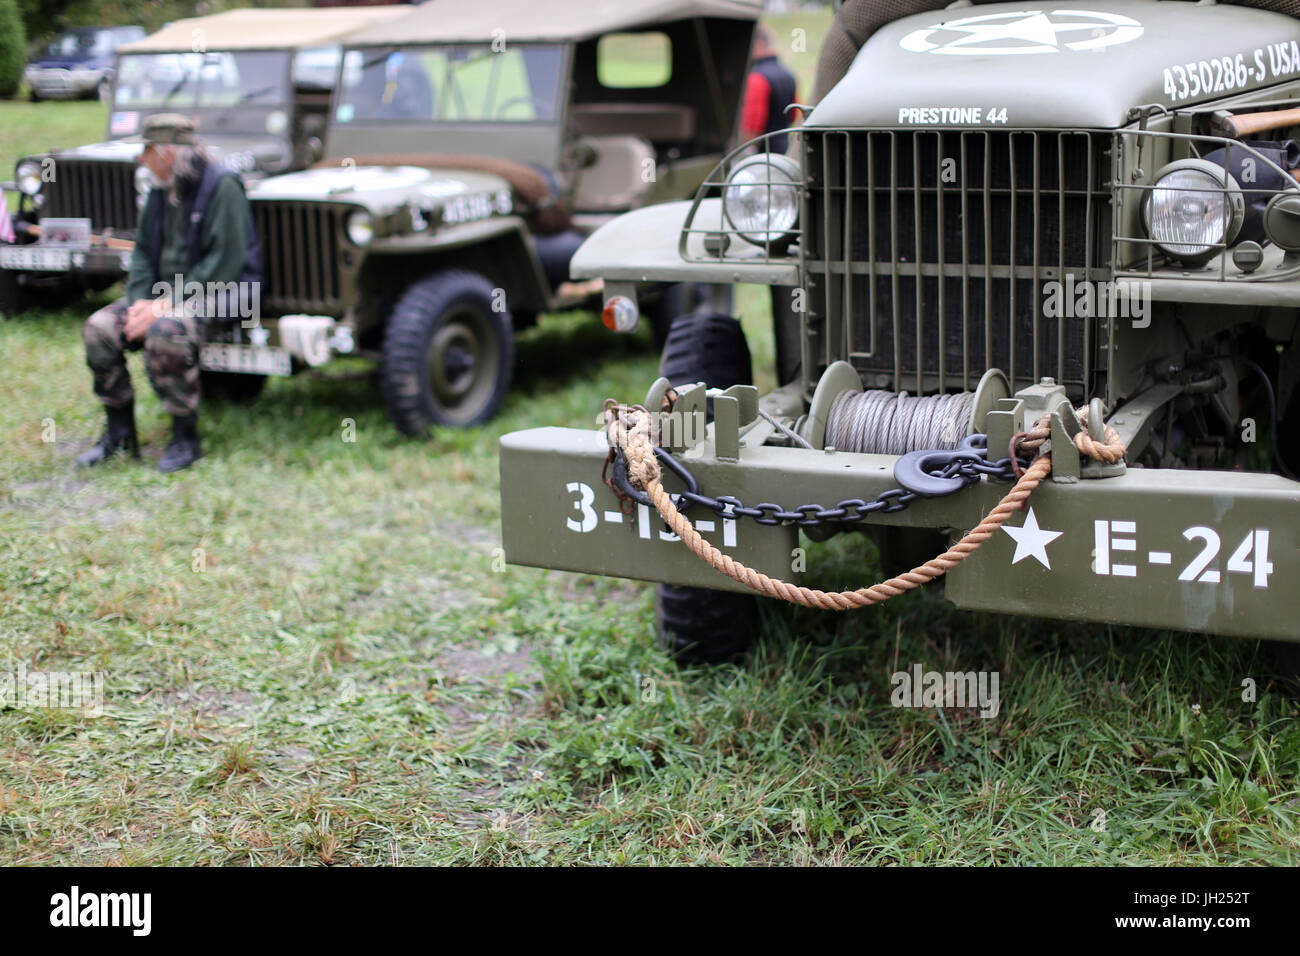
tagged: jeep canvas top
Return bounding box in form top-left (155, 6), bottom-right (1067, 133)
top-left (195, 0), bottom-right (763, 433)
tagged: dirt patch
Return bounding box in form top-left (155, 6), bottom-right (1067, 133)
top-left (2, 471), bottom-right (147, 531)
top-left (157, 687), bottom-right (265, 722)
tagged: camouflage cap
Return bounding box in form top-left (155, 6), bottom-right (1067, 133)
top-left (140, 113), bottom-right (198, 146)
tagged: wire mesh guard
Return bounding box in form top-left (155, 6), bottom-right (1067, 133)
top-left (679, 117), bottom-right (1300, 401)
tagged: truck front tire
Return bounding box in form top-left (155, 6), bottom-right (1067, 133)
top-left (654, 311), bottom-right (757, 663)
top-left (645, 284), bottom-right (733, 350)
top-left (655, 584), bottom-right (757, 664)
top-left (380, 270), bottom-right (514, 435)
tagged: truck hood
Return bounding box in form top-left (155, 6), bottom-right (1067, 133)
top-left (46, 136), bottom-right (290, 173)
top-left (54, 140), bottom-right (144, 162)
top-left (810, 0), bottom-right (1300, 130)
top-left (27, 57), bottom-right (105, 71)
top-left (247, 164), bottom-right (511, 215)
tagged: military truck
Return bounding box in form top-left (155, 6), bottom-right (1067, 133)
top-left (0, 5), bottom-right (407, 318)
top-left (498, 0), bottom-right (1300, 665)
top-left (198, 0), bottom-right (761, 431)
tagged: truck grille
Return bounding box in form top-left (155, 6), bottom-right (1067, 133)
top-left (804, 130), bottom-right (1113, 397)
top-left (43, 160), bottom-right (139, 233)
top-left (251, 201), bottom-right (343, 314)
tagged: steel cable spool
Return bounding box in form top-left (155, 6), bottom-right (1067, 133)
top-left (825, 389), bottom-right (976, 454)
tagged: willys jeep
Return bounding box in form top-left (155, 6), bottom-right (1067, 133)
top-left (200, 0), bottom-right (762, 432)
top-left (498, 0), bottom-right (1300, 665)
top-left (0, 5), bottom-right (408, 318)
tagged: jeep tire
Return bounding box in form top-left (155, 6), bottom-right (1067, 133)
top-left (380, 269), bottom-right (514, 435)
top-left (653, 311), bottom-right (757, 663)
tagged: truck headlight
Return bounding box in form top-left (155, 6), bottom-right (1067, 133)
top-left (1143, 159), bottom-right (1244, 266)
top-left (16, 161), bottom-right (42, 197)
top-left (722, 152), bottom-right (800, 250)
top-left (346, 210), bottom-right (373, 247)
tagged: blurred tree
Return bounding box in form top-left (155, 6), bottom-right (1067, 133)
top-left (0, 0), bottom-right (26, 98)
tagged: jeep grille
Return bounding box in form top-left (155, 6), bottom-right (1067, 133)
top-left (43, 160), bottom-right (139, 234)
top-left (804, 129), bottom-right (1112, 398)
top-left (251, 201), bottom-right (344, 314)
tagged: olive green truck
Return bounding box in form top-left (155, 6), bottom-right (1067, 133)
top-left (499, 0), bottom-right (1300, 663)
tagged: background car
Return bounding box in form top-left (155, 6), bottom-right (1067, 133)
top-left (23, 25), bottom-right (145, 102)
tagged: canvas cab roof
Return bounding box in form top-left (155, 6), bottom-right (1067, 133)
top-left (117, 6), bottom-right (411, 54)
top-left (345, 0), bottom-right (763, 46)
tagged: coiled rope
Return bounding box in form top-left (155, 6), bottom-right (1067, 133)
top-left (605, 401), bottom-right (1126, 610)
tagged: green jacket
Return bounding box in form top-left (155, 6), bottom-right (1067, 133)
top-left (127, 174), bottom-right (249, 305)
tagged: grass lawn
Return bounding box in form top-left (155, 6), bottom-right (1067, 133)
top-left (1, 11), bottom-right (1298, 866)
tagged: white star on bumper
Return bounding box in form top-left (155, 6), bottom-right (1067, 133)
top-left (1000, 507), bottom-right (1063, 569)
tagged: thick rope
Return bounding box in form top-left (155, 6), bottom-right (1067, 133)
top-left (607, 403), bottom-right (1126, 609)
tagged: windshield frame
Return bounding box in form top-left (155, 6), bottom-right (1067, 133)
top-left (331, 41), bottom-right (572, 128)
top-left (111, 50), bottom-right (296, 113)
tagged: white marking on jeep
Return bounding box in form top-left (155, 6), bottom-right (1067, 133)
top-left (899, 9), bottom-right (1143, 56)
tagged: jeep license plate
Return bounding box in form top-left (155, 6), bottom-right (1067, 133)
top-left (0, 246), bottom-right (71, 272)
top-left (200, 344), bottom-right (291, 376)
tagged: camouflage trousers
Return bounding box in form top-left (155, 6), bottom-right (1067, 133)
top-left (83, 298), bottom-right (201, 416)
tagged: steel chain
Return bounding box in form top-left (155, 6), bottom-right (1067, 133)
top-left (609, 440), bottom-right (1031, 529)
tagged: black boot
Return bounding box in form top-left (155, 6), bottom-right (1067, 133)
top-left (158, 414), bottom-right (202, 473)
top-left (76, 403), bottom-right (139, 467)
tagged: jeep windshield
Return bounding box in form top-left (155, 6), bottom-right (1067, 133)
top-left (334, 44), bottom-right (564, 123)
top-left (113, 51), bottom-right (291, 110)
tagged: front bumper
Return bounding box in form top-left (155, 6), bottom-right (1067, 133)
top-left (25, 69), bottom-right (103, 98)
top-left (500, 425), bottom-right (1300, 642)
top-left (0, 242), bottom-right (131, 278)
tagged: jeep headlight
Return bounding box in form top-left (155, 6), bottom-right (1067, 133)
top-left (345, 210), bottom-right (373, 247)
top-left (1143, 159), bottom-right (1244, 266)
top-left (16, 161), bottom-right (42, 197)
top-left (722, 152), bottom-right (800, 250)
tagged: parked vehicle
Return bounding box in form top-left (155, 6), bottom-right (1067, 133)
top-left (24, 25), bottom-right (145, 102)
top-left (0, 6), bottom-right (408, 317)
top-left (198, 0), bottom-right (762, 432)
top-left (496, 0), bottom-right (1300, 667)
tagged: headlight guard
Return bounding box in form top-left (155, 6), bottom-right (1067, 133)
top-left (721, 152), bottom-right (800, 251)
top-left (1142, 158), bottom-right (1244, 266)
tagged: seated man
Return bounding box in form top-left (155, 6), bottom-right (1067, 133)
top-left (79, 113), bottom-right (261, 473)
